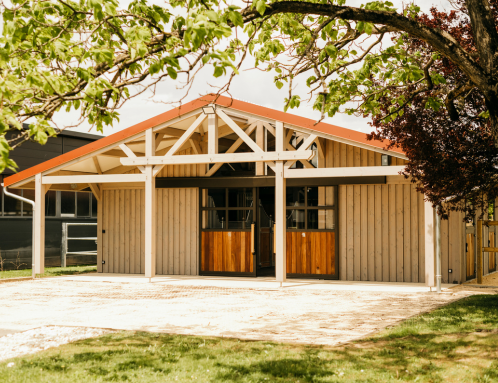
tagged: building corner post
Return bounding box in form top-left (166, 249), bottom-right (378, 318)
top-left (275, 121), bottom-right (286, 284)
top-left (424, 200), bottom-right (435, 289)
top-left (144, 129), bottom-right (156, 279)
top-left (34, 173), bottom-right (46, 275)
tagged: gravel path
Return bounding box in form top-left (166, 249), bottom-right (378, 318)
top-left (0, 278), bottom-right (473, 361)
top-left (0, 326), bottom-right (112, 362)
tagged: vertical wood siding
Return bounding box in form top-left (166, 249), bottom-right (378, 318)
top-left (101, 187), bottom-right (198, 275)
top-left (324, 141), bottom-right (407, 167)
top-left (338, 183), bottom-right (426, 283)
top-left (337, 183), bottom-right (465, 283)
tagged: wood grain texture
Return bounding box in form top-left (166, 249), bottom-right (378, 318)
top-left (102, 187), bottom-right (198, 276)
top-left (201, 231), bottom-right (253, 273)
top-left (286, 232), bottom-right (335, 275)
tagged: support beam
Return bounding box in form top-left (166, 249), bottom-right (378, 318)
top-left (42, 174), bottom-right (146, 184)
top-left (153, 113), bottom-right (207, 176)
top-left (145, 129), bottom-right (156, 279)
top-left (119, 144), bottom-right (145, 173)
top-left (208, 113), bottom-right (218, 155)
top-left (93, 157), bottom-right (103, 174)
top-left (256, 122), bottom-right (265, 175)
top-left (155, 133), bottom-right (165, 150)
top-left (190, 139), bottom-right (202, 155)
top-left (284, 166), bottom-right (406, 178)
top-left (275, 121), bottom-right (286, 284)
top-left (217, 109), bottom-right (264, 154)
top-left (89, 183), bottom-right (101, 201)
top-left (424, 200), bottom-right (435, 287)
top-left (204, 122), bottom-right (258, 177)
top-left (34, 173), bottom-right (47, 275)
top-left (121, 150), bottom-right (314, 167)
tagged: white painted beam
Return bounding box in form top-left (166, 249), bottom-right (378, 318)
top-left (89, 183), bottom-right (102, 201)
top-left (42, 174), bottom-right (146, 184)
top-left (145, 128), bottom-right (156, 279)
top-left (217, 109), bottom-right (263, 154)
top-left (284, 165), bottom-right (405, 178)
top-left (204, 122), bottom-right (258, 177)
top-left (424, 200), bottom-right (435, 287)
top-left (275, 121), bottom-right (286, 284)
top-left (120, 150), bottom-right (314, 167)
top-left (119, 144), bottom-right (145, 173)
top-left (208, 113), bottom-right (218, 155)
top-left (34, 174), bottom-right (47, 274)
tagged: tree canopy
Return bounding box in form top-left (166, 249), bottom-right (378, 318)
top-left (1, 0), bottom-right (498, 214)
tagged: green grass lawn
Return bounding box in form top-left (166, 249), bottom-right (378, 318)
top-left (0, 265), bottom-right (97, 279)
top-left (0, 294), bottom-right (497, 382)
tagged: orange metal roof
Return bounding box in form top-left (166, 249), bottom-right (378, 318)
top-left (3, 94), bottom-right (403, 187)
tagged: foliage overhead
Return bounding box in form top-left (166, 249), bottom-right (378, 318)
top-left (1, 0), bottom-right (498, 215)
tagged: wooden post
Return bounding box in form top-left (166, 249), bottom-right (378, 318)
top-left (256, 122), bottom-right (265, 175)
top-left (144, 128), bottom-right (156, 279)
top-left (34, 173), bottom-right (46, 275)
top-left (97, 191), bottom-right (103, 273)
top-left (275, 121), bottom-right (286, 284)
top-left (424, 200), bottom-right (435, 287)
top-left (477, 220), bottom-right (483, 284)
top-left (208, 113), bottom-right (218, 155)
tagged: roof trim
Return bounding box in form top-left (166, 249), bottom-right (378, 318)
top-left (4, 94), bottom-right (403, 187)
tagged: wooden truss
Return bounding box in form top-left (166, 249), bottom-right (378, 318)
top-left (14, 104), bottom-right (411, 285)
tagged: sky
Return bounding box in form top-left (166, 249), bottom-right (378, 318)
top-left (50, 0), bottom-right (453, 137)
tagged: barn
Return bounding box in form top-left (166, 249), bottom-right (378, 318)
top-left (3, 95), bottom-right (494, 285)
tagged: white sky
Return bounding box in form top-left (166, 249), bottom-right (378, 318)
top-left (50, 0), bottom-right (452, 137)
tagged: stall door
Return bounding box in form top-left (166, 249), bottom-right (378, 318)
top-left (285, 186), bottom-right (338, 279)
top-left (200, 187), bottom-right (255, 275)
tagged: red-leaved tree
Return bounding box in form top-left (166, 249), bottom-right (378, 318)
top-left (369, 0), bottom-right (498, 218)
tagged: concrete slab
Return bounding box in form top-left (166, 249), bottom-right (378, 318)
top-left (56, 273), bottom-right (454, 293)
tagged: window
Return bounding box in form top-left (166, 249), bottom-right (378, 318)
top-left (77, 192), bottom-right (90, 217)
top-left (91, 193), bottom-right (98, 217)
top-left (0, 184), bottom-right (93, 219)
top-left (61, 191), bottom-right (76, 217)
top-left (286, 186), bottom-right (336, 230)
top-left (201, 188), bottom-right (255, 230)
top-left (45, 191), bottom-right (56, 217)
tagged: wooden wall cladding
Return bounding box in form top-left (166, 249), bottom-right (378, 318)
top-left (338, 183), bottom-right (465, 284)
top-left (339, 184), bottom-right (425, 283)
top-left (286, 232), bottom-right (335, 275)
top-left (201, 231), bottom-right (253, 273)
top-left (101, 188), bottom-right (198, 275)
top-left (466, 233), bottom-right (475, 279)
top-left (488, 232), bottom-right (496, 272)
top-left (323, 139), bottom-right (407, 167)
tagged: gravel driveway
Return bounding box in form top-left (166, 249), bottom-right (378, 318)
top-left (0, 277), bottom-right (471, 355)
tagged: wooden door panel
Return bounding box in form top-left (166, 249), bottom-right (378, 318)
top-left (466, 233), bottom-right (475, 279)
top-left (201, 231), bottom-right (253, 273)
top-left (286, 232), bottom-right (336, 275)
top-left (489, 232), bottom-right (496, 272)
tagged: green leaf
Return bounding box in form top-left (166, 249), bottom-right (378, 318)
top-left (255, 0), bottom-right (266, 15)
top-left (166, 66), bottom-right (177, 79)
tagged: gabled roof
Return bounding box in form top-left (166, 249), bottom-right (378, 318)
top-left (3, 94), bottom-right (403, 187)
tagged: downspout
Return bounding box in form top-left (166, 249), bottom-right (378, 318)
top-left (2, 183), bottom-right (36, 279)
top-left (435, 206), bottom-right (442, 293)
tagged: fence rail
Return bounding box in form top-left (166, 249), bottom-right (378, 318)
top-left (61, 222), bottom-right (97, 267)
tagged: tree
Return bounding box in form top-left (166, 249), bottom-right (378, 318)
top-left (368, 1), bottom-right (498, 217)
top-left (1, 0), bottom-right (497, 213)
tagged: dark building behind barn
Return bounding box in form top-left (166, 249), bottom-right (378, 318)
top-left (0, 127), bottom-right (103, 270)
